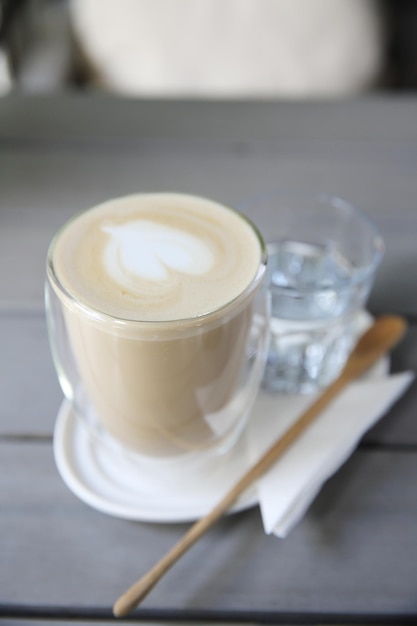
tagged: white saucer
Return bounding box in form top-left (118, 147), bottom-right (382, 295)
top-left (53, 400), bottom-right (259, 523)
top-left (53, 311), bottom-right (389, 523)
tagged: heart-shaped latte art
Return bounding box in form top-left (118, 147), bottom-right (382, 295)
top-left (102, 220), bottom-right (214, 291)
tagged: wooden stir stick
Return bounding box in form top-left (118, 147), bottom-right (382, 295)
top-left (113, 315), bottom-right (407, 618)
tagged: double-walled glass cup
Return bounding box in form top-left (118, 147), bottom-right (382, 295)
top-left (45, 194), bottom-right (269, 461)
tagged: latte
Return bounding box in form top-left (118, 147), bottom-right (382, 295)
top-left (47, 193), bottom-right (267, 457)
top-left (52, 193), bottom-right (262, 323)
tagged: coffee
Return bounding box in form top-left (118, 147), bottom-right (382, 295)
top-left (52, 193), bottom-right (261, 321)
top-left (47, 193), bottom-right (266, 457)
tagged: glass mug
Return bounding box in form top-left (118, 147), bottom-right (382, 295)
top-left (45, 193), bottom-right (269, 460)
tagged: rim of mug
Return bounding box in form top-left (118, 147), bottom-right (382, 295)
top-left (46, 192), bottom-right (268, 330)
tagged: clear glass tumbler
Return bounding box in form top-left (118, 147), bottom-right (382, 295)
top-left (241, 191), bottom-right (384, 394)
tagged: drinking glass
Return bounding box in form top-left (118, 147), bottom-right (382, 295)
top-left (242, 191), bottom-right (384, 394)
top-left (45, 198), bottom-right (270, 461)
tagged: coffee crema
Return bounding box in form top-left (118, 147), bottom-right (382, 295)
top-left (52, 193), bottom-right (262, 322)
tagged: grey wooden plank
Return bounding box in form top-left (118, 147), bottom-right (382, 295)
top-left (0, 607), bottom-right (236, 626)
top-left (0, 616), bottom-right (254, 626)
top-left (1, 143), bottom-right (417, 314)
top-left (363, 324), bottom-right (417, 445)
top-left (0, 315), bottom-right (61, 437)
top-left (0, 622), bottom-right (238, 626)
top-left (1, 95), bottom-right (417, 144)
top-left (1, 441), bottom-right (417, 615)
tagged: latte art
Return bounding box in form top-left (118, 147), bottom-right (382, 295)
top-left (52, 193), bottom-right (262, 322)
top-left (102, 220), bottom-right (214, 288)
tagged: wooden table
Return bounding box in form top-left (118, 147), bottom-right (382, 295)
top-left (1, 95), bottom-right (417, 625)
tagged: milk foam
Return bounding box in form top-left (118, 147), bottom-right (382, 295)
top-left (52, 194), bottom-right (263, 322)
top-left (102, 220), bottom-right (214, 287)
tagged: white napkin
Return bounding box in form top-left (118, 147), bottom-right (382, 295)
top-left (247, 371), bottom-right (414, 538)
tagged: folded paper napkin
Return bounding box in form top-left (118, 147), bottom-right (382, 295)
top-left (246, 371), bottom-right (414, 538)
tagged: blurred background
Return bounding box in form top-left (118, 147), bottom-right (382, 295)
top-left (0, 0), bottom-right (416, 98)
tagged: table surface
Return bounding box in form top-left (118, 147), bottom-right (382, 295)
top-left (1, 94), bottom-right (417, 625)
